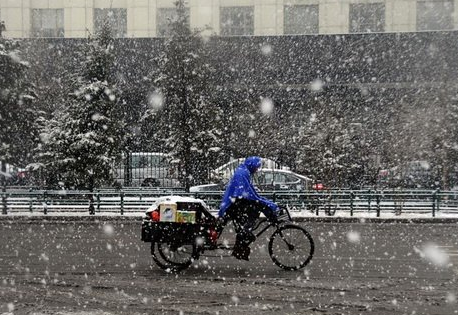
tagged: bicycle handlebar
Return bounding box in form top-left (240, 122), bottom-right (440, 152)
top-left (278, 205), bottom-right (292, 222)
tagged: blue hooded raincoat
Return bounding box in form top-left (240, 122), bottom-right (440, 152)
top-left (218, 156), bottom-right (279, 217)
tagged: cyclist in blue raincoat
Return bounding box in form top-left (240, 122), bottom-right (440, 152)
top-left (219, 156), bottom-right (280, 260)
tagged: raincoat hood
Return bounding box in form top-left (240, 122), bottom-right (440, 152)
top-left (244, 156), bottom-right (262, 174)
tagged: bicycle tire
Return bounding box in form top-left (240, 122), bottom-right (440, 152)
top-left (151, 241), bottom-right (197, 272)
top-left (268, 224), bottom-right (314, 271)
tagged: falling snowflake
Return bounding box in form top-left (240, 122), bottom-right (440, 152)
top-left (310, 79), bottom-right (324, 92)
top-left (40, 253), bottom-right (49, 262)
top-left (260, 98), bottom-right (274, 115)
top-left (148, 91), bottom-right (164, 110)
top-left (39, 132), bottom-right (51, 143)
top-left (261, 44), bottom-right (273, 56)
top-left (196, 237), bottom-right (205, 246)
top-left (414, 243), bottom-right (450, 267)
top-left (91, 113), bottom-right (102, 121)
top-left (446, 292), bottom-right (456, 304)
top-left (346, 231), bottom-right (361, 243)
top-left (103, 224), bottom-right (114, 236)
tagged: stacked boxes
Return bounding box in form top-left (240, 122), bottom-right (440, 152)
top-left (159, 204), bottom-right (177, 222)
top-left (159, 203), bottom-right (196, 223)
top-left (176, 211), bottom-right (196, 223)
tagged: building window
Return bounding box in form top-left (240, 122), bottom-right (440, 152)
top-left (349, 3), bottom-right (385, 33)
top-left (31, 9), bottom-right (64, 38)
top-left (417, 1), bottom-right (454, 31)
top-left (94, 8), bottom-right (127, 38)
top-left (156, 7), bottom-right (190, 37)
top-left (284, 5), bottom-right (319, 35)
top-left (220, 6), bottom-right (254, 36)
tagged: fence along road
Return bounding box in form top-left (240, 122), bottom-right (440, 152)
top-left (1, 188), bottom-right (458, 217)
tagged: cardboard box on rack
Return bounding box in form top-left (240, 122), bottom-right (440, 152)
top-left (159, 203), bottom-right (177, 222)
top-left (176, 211), bottom-right (196, 224)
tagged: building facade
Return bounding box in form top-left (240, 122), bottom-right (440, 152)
top-left (0, 0), bottom-right (457, 38)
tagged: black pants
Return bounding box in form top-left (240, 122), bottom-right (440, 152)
top-left (224, 199), bottom-right (275, 247)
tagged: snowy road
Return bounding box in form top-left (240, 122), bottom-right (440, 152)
top-left (0, 219), bottom-right (457, 315)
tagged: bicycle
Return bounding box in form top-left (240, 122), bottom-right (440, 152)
top-left (142, 202), bottom-right (314, 272)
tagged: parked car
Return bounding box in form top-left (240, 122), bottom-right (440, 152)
top-left (377, 160), bottom-right (433, 189)
top-left (189, 183), bottom-right (225, 192)
top-left (190, 168), bottom-right (312, 192)
top-left (253, 169), bottom-right (312, 191)
top-left (113, 152), bottom-right (180, 187)
top-left (311, 182), bottom-right (327, 191)
top-left (1, 164), bottom-right (30, 186)
top-left (210, 157), bottom-right (283, 182)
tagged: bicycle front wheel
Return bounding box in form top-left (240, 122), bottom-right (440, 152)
top-left (268, 225), bottom-right (314, 271)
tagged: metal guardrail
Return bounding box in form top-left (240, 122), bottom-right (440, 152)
top-left (1, 187), bottom-right (186, 215)
top-left (1, 188), bottom-right (458, 217)
top-left (194, 189), bottom-right (458, 217)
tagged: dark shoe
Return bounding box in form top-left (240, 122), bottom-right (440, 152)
top-left (232, 245), bottom-right (250, 261)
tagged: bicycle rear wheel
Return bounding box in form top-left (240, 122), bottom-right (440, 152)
top-left (151, 241), bottom-right (196, 271)
top-left (268, 224), bottom-right (314, 271)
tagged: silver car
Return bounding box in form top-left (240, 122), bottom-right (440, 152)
top-left (189, 169), bottom-right (312, 192)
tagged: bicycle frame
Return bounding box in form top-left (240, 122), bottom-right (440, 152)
top-left (252, 206), bottom-right (293, 239)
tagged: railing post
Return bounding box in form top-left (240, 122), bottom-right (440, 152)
top-left (436, 189), bottom-right (440, 212)
top-left (89, 190), bottom-right (95, 215)
top-left (367, 189), bottom-right (372, 213)
top-left (350, 192), bottom-right (354, 217)
top-left (2, 185), bottom-right (7, 215)
top-left (432, 190), bottom-right (436, 217)
top-left (120, 190), bottom-right (124, 215)
top-left (315, 194), bottom-right (320, 216)
top-left (96, 190), bottom-right (100, 213)
top-left (376, 192), bottom-right (381, 217)
top-left (43, 190), bottom-right (48, 215)
top-left (29, 188), bottom-right (33, 213)
top-left (325, 195), bottom-right (332, 216)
